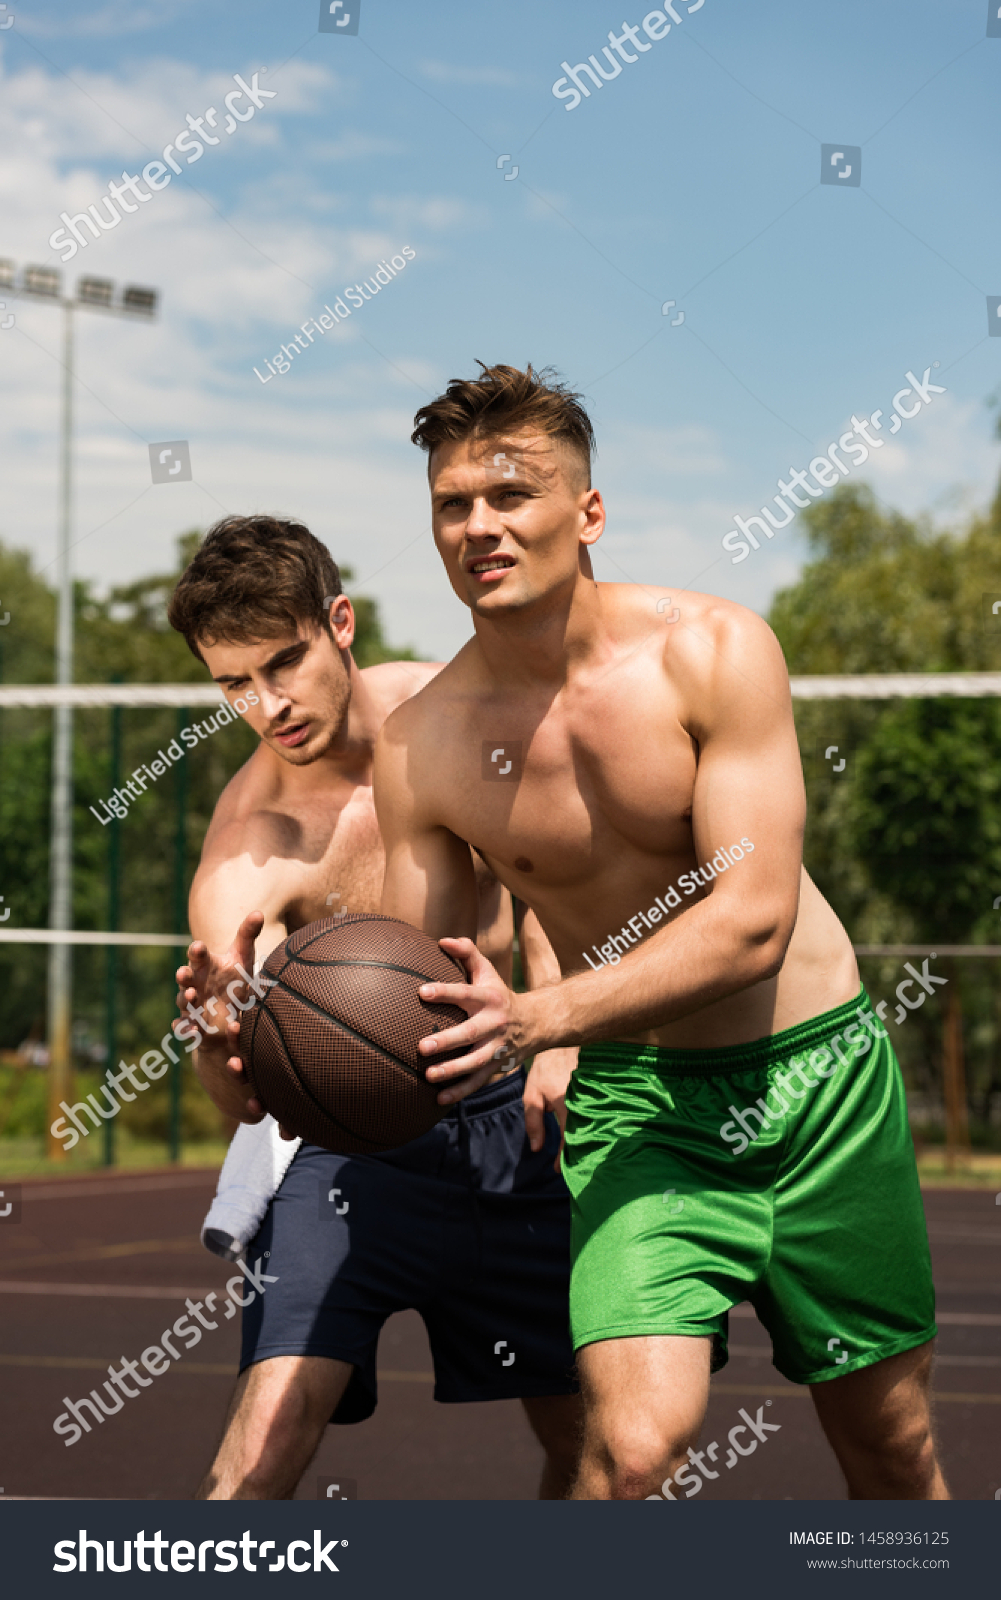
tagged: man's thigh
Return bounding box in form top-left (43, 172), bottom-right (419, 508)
top-left (233, 1354), bottom-right (355, 1432)
top-left (809, 1339), bottom-right (936, 1451)
top-left (200, 1355), bottom-right (355, 1499)
top-left (577, 1334), bottom-right (712, 1448)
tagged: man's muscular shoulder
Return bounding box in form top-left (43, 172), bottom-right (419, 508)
top-left (634, 585), bottom-right (790, 732)
top-left (360, 658), bottom-right (442, 719)
top-left (198, 744), bottom-right (286, 868)
top-left (380, 647), bottom-right (473, 732)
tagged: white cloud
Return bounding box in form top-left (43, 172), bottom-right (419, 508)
top-left (855, 388), bottom-right (999, 529)
top-left (0, 51), bottom-right (334, 169)
top-left (16, 0), bottom-right (200, 39)
top-left (3, 31), bottom-right (998, 667)
top-left (0, 43), bottom-right (474, 655)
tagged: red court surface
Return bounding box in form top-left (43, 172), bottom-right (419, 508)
top-left (0, 1170), bottom-right (997, 1501)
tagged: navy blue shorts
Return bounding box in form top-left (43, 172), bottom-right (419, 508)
top-left (240, 1069), bottom-right (578, 1423)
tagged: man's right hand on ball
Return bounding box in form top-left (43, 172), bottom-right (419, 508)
top-left (174, 910), bottom-right (268, 1124)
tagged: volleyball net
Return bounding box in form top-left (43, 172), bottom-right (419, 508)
top-left (3, 673), bottom-right (1000, 947)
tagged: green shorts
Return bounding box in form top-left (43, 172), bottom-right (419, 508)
top-left (562, 988), bottom-right (935, 1386)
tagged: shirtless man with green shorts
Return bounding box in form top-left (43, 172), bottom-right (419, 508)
top-left (373, 361), bottom-right (948, 1502)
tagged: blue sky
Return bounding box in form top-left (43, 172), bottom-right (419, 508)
top-left (2, 0), bottom-right (999, 659)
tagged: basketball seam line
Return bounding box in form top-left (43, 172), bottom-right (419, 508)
top-left (278, 957), bottom-right (464, 985)
top-left (265, 974), bottom-right (432, 1084)
top-left (285, 914), bottom-right (407, 959)
top-left (256, 992), bottom-right (387, 1151)
top-left (278, 917), bottom-right (463, 988)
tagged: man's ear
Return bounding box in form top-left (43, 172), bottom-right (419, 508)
top-left (327, 594), bottom-right (356, 650)
top-left (579, 488), bottom-right (605, 547)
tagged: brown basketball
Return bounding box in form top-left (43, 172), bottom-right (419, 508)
top-left (239, 914), bottom-right (470, 1153)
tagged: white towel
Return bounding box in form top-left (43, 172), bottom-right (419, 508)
top-left (201, 1116), bottom-right (301, 1261)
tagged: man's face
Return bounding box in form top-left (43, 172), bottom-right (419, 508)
top-left (197, 599), bottom-right (354, 766)
top-left (429, 431), bottom-right (604, 617)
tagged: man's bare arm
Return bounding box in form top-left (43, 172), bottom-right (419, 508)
top-left (519, 903), bottom-right (578, 1156)
top-left (399, 611), bottom-right (806, 1092)
top-left (175, 820), bottom-right (290, 1122)
top-left (375, 709), bottom-right (480, 941)
top-left (472, 856), bottom-right (515, 988)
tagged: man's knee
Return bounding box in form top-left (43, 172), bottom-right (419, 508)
top-left (217, 1364), bottom-right (332, 1489)
top-left (586, 1416), bottom-right (692, 1499)
top-left (869, 1407), bottom-right (937, 1485)
top-left (815, 1349), bottom-right (941, 1494)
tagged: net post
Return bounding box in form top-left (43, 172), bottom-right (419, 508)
top-left (103, 698), bottom-right (122, 1168)
top-left (168, 706), bottom-right (188, 1165)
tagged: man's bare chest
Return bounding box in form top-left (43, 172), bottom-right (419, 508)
top-left (438, 698), bottom-right (698, 884)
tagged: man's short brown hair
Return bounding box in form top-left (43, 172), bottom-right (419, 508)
top-left (167, 514), bottom-right (342, 662)
top-left (411, 362), bottom-right (595, 488)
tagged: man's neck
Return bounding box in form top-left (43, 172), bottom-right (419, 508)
top-left (469, 571), bottom-right (611, 690)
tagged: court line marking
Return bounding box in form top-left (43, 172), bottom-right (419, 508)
top-left (2, 1285), bottom-right (996, 1334)
top-left (729, 1304), bottom-right (1001, 1327)
top-left (14, 1173), bottom-right (218, 1201)
top-left (0, 1352), bottom-right (433, 1383)
top-left (727, 1344), bottom-right (1001, 1368)
top-left (0, 1350), bottom-right (992, 1399)
top-left (0, 1353), bottom-right (234, 1374)
top-left (709, 1382), bottom-right (1001, 1404)
top-left (0, 1281), bottom-right (224, 1299)
top-left (0, 1238), bottom-right (203, 1272)
top-left (926, 1228), bottom-right (1001, 1244)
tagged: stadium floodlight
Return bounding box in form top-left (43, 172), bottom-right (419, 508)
top-left (2, 258), bottom-right (162, 1158)
top-left (121, 284), bottom-right (158, 317)
top-left (23, 264), bottom-right (61, 297)
top-left (76, 276), bottom-right (115, 308)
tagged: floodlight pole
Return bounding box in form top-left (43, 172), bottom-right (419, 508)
top-left (4, 268), bottom-right (161, 1160)
top-left (45, 299), bottom-right (76, 1156)
top-left (1, 262), bottom-right (159, 1157)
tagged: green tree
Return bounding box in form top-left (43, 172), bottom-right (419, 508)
top-left (768, 475), bottom-right (1001, 1153)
